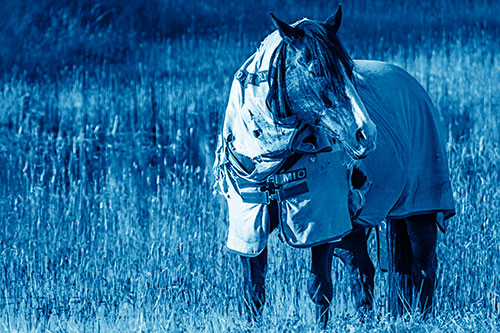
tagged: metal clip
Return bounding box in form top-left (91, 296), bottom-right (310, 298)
top-left (268, 192), bottom-right (276, 203)
top-left (264, 190), bottom-right (271, 204)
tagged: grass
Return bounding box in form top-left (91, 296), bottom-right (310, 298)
top-left (0, 0), bottom-right (499, 331)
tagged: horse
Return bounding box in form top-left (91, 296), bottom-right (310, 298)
top-left (213, 5), bottom-right (455, 327)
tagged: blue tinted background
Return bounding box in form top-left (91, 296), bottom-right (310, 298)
top-left (0, 0), bottom-right (498, 330)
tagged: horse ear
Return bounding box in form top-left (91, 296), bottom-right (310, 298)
top-left (324, 3), bottom-right (342, 33)
top-left (270, 13), bottom-right (300, 44)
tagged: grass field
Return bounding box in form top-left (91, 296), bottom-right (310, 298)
top-left (0, 1), bottom-right (499, 331)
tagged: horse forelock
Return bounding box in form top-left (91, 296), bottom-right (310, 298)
top-left (295, 20), bottom-right (354, 93)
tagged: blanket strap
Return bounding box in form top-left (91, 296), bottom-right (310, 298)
top-left (276, 183), bottom-right (309, 201)
top-left (240, 182), bottom-right (309, 204)
top-left (240, 190), bottom-right (270, 204)
top-left (235, 69), bottom-right (269, 87)
top-left (239, 153), bottom-right (308, 204)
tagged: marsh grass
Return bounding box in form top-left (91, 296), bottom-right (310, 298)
top-left (0, 1), bottom-right (499, 331)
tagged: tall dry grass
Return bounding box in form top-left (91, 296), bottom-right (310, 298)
top-left (0, 2), bottom-right (499, 331)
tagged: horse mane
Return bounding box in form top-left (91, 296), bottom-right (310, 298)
top-left (267, 19), bottom-right (355, 125)
top-left (295, 19), bottom-right (355, 91)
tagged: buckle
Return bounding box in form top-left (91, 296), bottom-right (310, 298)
top-left (264, 190), bottom-right (271, 204)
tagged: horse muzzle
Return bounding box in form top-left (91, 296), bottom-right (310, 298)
top-left (345, 125), bottom-right (377, 160)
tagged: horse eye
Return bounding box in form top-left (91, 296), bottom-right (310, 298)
top-left (307, 61), bottom-right (323, 77)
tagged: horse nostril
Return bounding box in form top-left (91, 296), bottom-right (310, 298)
top-left (356, 128), bottom-right (366, 142)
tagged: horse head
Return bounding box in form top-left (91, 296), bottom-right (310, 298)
top-left (271, 5), bottom-right (376, 159)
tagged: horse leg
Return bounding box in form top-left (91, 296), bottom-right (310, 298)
top-left (388, 218), bottom-right (413, 315)
top-left (390, 214), bottom-right (437, 317)
top-left (239, 200), bottom-right (280, 321)
top-left (309, 242), bottom-right (334, 328)
top-left (240, 248), bottom-right (268, 321)
top-left (333, 227), bottom-right (375, 314)
top-left (406, 213), bottom-right (438, 317)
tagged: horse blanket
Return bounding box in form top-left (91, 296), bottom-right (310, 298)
top-left (351, 60), bottom-right (455, 229)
